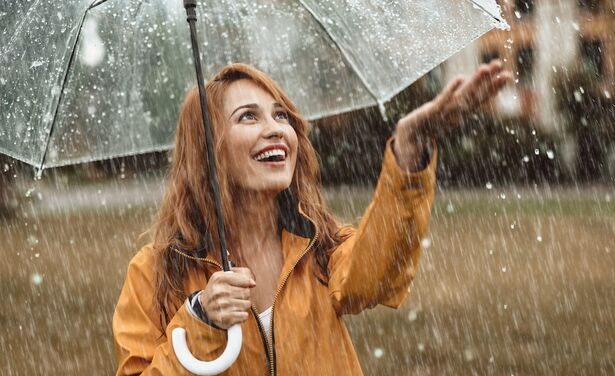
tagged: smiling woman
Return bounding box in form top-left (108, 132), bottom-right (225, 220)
top-left (111, 62), bottom-right (510, 375)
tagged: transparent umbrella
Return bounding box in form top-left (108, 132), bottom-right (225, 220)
top-left (0, 0), bottom-right (506, 173)
top-left (1, 1), bottom-right (507, 374)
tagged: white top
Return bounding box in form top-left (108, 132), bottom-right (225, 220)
top-left (258, 306), bottom-right (272, 334)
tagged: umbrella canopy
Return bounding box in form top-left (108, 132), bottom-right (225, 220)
top-left (0, 0), bottom-right (506, 171)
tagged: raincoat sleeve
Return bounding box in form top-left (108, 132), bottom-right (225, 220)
top-left (113, 246), bottom-right (228, 375)
top-left (327, 137), bottom-right (437, 315)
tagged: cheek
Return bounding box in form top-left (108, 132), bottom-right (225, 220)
top-left (223, 129), bottom-right (255, 173)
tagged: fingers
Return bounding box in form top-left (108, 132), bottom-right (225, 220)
top-left (435, 75), bottom-right (465, 107)
top-left (456, 60), bottom-right (512, 109)
top-left (213, 268), bottom-right (256, 288)
top-left (200, 269), bottom-right (255, 329)
top-left (231, 267), bottom-right (256, 284)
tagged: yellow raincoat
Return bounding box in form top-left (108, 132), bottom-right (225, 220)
top-left (113, 138), bottom-right (438, 375)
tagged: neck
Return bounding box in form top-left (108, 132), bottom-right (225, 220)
top-left (230, 189), bottom-right (279, 263)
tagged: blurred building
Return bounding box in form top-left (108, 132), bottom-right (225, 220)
top-left (442, 0), bottom-right (615, 134)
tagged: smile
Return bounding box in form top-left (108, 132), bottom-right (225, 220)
top-left (252, 147), bottom-right (287, 163)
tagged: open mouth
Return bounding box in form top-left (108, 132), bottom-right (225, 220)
top-left (252, 148), bottom-right (287, 163)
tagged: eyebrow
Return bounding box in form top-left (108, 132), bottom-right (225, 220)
top-left (229, 102), bottom-right (285, 119)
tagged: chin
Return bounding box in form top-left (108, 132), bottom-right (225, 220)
top-left (243, 177), bottom-right (292, 195)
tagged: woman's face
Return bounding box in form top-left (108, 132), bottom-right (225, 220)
top-left (222, 79), bottom-right (298, 194)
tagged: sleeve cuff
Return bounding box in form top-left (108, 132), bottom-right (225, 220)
top-left (188, 291), bottom-right (224, 330)
top-left (382, 137), bottom-right (438, 192)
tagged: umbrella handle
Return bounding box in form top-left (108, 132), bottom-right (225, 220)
top-left (172, 324), bottom-right (242, 375)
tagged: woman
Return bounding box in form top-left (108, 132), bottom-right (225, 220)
top-left (113, 62), bottom-right (511, 375)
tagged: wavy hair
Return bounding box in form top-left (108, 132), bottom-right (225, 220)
top-left (150, 64), bottom-right (347, 328)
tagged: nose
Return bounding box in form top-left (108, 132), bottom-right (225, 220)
top-left (262, 115), bottom-right (285, 139)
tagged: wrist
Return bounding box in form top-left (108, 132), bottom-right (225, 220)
top-left (189, 291), bottom-right (223, 330)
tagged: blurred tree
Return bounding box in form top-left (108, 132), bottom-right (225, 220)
top-left (552, 65), bottom-right (615, 181)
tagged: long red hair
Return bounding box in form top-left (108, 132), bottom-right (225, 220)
top-left (150, 64), bottom-right (346, 327)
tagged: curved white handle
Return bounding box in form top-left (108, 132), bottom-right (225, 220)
top-left (172, 324), bottom-right (242, 375)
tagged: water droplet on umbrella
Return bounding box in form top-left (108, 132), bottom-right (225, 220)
top-left (30, 60), bottom-right (45, 69)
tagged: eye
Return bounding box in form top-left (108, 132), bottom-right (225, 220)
top-left (274, 110), bottom-right (289, 121)
top-left (239, 111), bottom-right (256, 122)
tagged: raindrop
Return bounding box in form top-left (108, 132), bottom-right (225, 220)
top-left (421, 238), bottom-right (432, 249)
top-left (417, 343), bottom-right (425, 352)
top-left (486, 182), bottom-right (493, 190)
top-left (501, 266), bottom-right (507, 273)
top-left (464, 349), bottom-right (475, 362)
top-left (31, 273), bottom-right (43, 285)
top-left (546, 150), bottom-right (555, 159)
top-left (408, 309), bottom-right (419, 322)
top-left (27, 235), bottom-right (39, 246)
top-left (537, 235), bottom-right (543, 242)
top-left (572, 21), bottom-right (580, 31)
top-left (534, 149), bottom-right (540, 155)
top-left (373, 348), bottom-right (384, 358)
top-left (522, 155), bottom-right (530, 163)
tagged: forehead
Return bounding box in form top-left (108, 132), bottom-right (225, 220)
top-left (223, 79), bottom-right (277, 114)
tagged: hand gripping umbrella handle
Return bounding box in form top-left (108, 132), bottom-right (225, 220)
top-left (172, 324), bottom-right (242, 375)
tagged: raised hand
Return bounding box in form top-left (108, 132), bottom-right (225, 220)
top-left (393, 59), bottom-right (514, 171)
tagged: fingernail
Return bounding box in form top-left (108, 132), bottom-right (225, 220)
top-left (250, 279), bottom-right (256, 285)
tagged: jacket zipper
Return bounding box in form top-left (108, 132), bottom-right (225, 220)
top-left (200, 220), bottom-right (319, 376)
top-left (266, 224), bottom-right (319, 376)
top-left (202, 259), bottom-right (272, 373)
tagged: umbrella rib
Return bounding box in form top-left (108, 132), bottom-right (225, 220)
top-left (37, 1), bottom-right (98, 173)
top-left (89, 0), bottom-right (112, 10)
top-left (468, 0), bottom-right (505, 24)
top-left (295, 0), bottom-right (386, 118)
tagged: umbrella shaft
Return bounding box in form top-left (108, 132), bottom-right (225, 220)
top-left (184, 2), bottom-right (231, 272)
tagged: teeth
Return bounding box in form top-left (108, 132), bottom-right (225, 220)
top-left (254, 148), bottom-right (286, 161)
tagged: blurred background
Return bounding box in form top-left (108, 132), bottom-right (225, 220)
top-left (1, 0), bottom-right (614, 375)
